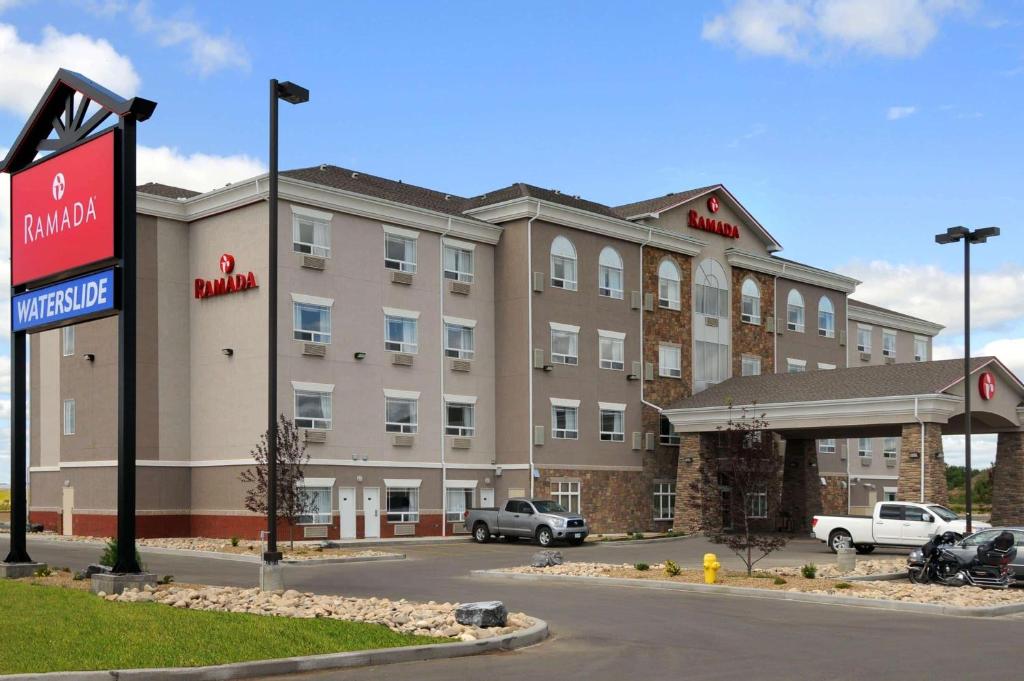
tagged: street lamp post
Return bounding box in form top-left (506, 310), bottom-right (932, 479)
top-left (265, 79), bottom-right (309, 570)
top-left (934, 225), bottom-right (999, 535)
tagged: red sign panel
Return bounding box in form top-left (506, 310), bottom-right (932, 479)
top-left (195, 255), bottom-right (257, 300)
top-left (10, 130), bottom-right (116, 286)
top-left (979, 372), bottom-right (996, 400)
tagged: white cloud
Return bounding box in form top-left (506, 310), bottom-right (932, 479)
top-left (839, 260), bottom-right (1024, 335)
top-left (137, 146), bottom-right (265, 193)
top-left (0, 23), bottom-right (140, 116)
top-left (0, 0), bottom-right (23, 12)
top-left (702, 0), bottom-right (973, 60)
top-left (933, 338), bottom-right (1024, 380)
top-left (942, 434), bottom-right (996, 469)
top-left (131, 1), bottom-right (249, 75)
top-left (887, 105), bottom-right (917, 120)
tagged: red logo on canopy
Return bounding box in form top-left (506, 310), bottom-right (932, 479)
top-left (707, 196), bottom-right (720, 213)
top-left (979, 372), bottom-right (996, 400)
top-left (219, 253), bottom-right (235, 274)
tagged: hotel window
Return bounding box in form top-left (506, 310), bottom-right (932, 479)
top-left (660, 416), bottom-right (680, 445)
top-left (444, 322), bottom-right (475, 359)
top-left (550, 236), bottom-right (578, 291)
top-left (786, 289), bottom-right (805, 332)
top-left (293, 212), bottom-right (331, 257)
top-left (787, 358), bottom-right (806, 373)
top-left (550, 324), bottom-right (579, 365)
top-left (741, 354), bottom-right (761, 377)
top-left (297, 481), bottom-right (333, 525)
top-left (818, 439), bottom-right (836, 454)
top-left (384, 312), bottom-right (418, 353)
top-left (384, 233), bottom-right (417, 273)
top-left (386, 486), bottom-right (420, 522)
top-left (445, 400), bottom-right (476, 437)
top-left (598, 330), bottom-right (625, 370)
top-left (695, 340), bottom-right (729, 386)
top-left (818, 362), bottom-right (836, 370)
top-left (63, 399), bottom-right (75, 435)
top-left (552, 404), bottom-right (579, 440)
top-left (293, 300), bottom-right (331, 344)
top-left (654, 483), bottom-right (676, 521)
top-left (746, 490), bottom-right (768, 519)
top-left (294, 388), bottom-right (332, 430)
top-left (858, 438), bottom-right (872, 458)
top-left (446, 487), bottom-right (473, 522)
top-left (62, 326), bottom-right (75, 356)
top-left (884, 488), bottom-right (898, 502)
top-left (741, 278), bottom-right (761, 324)
top-left (598, 247), bottom-right (624, 299)
top-left (385, 396), bottom-right (418, 434)
top-left (552, 480), bottom-right (581, 513)
top-left (658, 259), bottom-right (681, 310)
top-left (883, 330), bottom-right (897, 358)
top-left (818, 296), bottom-right (835, 338)
top-left (914, 336), bottom-right (928, 362)
top-left (598, 405), bottom-right (625, 442)
top-left (857, 325), bottom-right (872, 353)
top-left (883, 437), bottom-right (898, 459)
top-left (443, 244), bottom-right (474, 282)
top-left (659, 343), bottom-right (682, 378)
top-left (695, 259), bottom-right (729, 318)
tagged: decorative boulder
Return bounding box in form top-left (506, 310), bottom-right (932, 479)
top-left (530, 550), bottom-right (563, 568)
top-left (81, 564), bottom-right (112, 580)
top-left (455, 601), bottom-right (508, 628)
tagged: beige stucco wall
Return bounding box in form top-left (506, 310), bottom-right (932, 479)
top-left (776, 280), bottom-right (847, 371)
top-left (493, 218), bottom-right (530, 469)
top-left (37, 330), bottom-right (61, 468)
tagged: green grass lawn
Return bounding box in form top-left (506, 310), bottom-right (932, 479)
top-left (0, 581), bottom-right (448, 674)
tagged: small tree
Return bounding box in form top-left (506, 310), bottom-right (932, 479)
top-left (688, 407), bottom-right (788, 575)
top-left (240, 415), bottom-right (313, 549)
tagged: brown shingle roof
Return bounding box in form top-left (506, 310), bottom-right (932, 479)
top-left (612, 185), bottom-right (719, 219)
top-left (669, 358), bottom-right (996, 410)
top-left (465, 183), bottom-right (623, 219)
top-left (848, 298), bottom-right (937, 327)
top-left (137, 182), bottom-right (200, 199)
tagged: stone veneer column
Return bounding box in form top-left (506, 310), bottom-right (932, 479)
top-left (820, 476), bottom-right (849, 515)
top-left (991, 431), bottom-right (1024, 525)
top-left (897, 423), bottom-right (948, 505)
top-left (674, 433), bottom-right (720, 534)
top-left (780, 439), bottom-right (822, 533)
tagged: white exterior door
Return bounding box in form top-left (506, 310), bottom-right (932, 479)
top-left (338, 487), bottom-right (356, 539)
top-left (480, 488), bottom-right (495, 509)
top-left (363, 487), bottom-right (380, 539)
top-left (61, 486), bottom-right (74, 536)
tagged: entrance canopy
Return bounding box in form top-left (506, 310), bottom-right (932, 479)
top-left (664, 357), bottom-right (1024, 439)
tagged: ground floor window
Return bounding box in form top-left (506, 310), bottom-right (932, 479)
top-left (386, 487), bottom-right (420, 522)
top-left (297, 484), bottom-right (332, 524)
top-left (654, 483), bottom-right (676, 520)
top-left (660, 415), bottom-right (680, 445)
top-left (746, 491), bottom-right (767, 519)
top-left (446, 488), bottom-right (473, 522)
top-left (818, 438), bottom-right (836, 454)
top-left (552, 480), bottom-right (580, 513)
top-left (884, 487), bottom-right (897, 502)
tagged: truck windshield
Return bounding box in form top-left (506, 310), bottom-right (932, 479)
top-left (927, 505), bottom-right (959, 522)
top-left (532, 500), bottom-right (567, 513)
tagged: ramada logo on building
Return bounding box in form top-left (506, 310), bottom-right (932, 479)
top-left (687, 208), bottom-right (740, 239)
top-left (194, 253), bottom-right (257, 299)
top-left (22, 172), bottom-right (99, 245)
top-left (979, 372), bottom-right (996, 400)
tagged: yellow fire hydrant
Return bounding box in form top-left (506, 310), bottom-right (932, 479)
top-left (703, 553), bottom-right (721, 584)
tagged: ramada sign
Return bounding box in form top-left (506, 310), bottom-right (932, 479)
top-left (10, 130), bottom-right (116, 286)
top-left (194, 253), bottom-right (258, 299)
top-left (687, 208), bottom-right (740, 239)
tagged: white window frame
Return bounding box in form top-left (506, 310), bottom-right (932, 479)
top-left (385, 395), bottom-right (418, 434)
top-left (882, 329), bottom-right (897, 358)
top-left (294, 386), bottom-right (333, 430)
top-left (62, 326), bottom-right (75, 356)
top-left (741, 278), bottom-right (761, 324)
top-left (446, 487), bottom-right (474, 523)
top-left (818, 439), bottom-right (836, 454)
top-left (741, 354), bottom-right (761, 377)
top-left (443, 243), bottom-right (474, 283)
top-left (598, 403), bottom-right (626, 442)
top-left (818, 362), bottom-right (836, 370)
top-left (63, 399), bottom-right (75, 435)
top-left (551, 402), bottom-right (579, 440)
top-left (292, 207), bottom-right (332, 257)
top-left (444, 321), bottom-right (475, 360)
top-left (550, 236), bottom-right (578, 291)
top-left (817, 296), bottom-right (835, 338)
top-left (384, 232), bottom-right (417, 273)
top-left (914, 335), bottom-right (929, 362)
top-left (598, 247), bottom-right (624, 299)
top-left (858, 438), bottom-right (872, 458)
top-left (660, 415), bottom-right (680, 445)
top-left (598, 330), bottom-right (625, 371)
top-left (857, 324), bottom-right (873, 353)
top-left (883, 437), bottom-right (898, 459)
top-left (386, 486), bottom-right (420, 523)
top-left (694, 259), bottom-right (729, 318)
top-left (293, 300), bottom-right (332, 344)
top-left (550, 323), bottom-right (579, 365)
top-left (884, 487), bottom-right (898, 502)
top-left (297, 479), bottom-right (334, 525)
top-left (659, 343), bottom-right (682, 378)
top-left (552, 480), bottom-right (580, 513)
top-left (787, 290), bottom-right (805, 332)
top-left (658, 260), bottom-right (681, 310)
top-left (654, 482), bottom-right (676, 520)
top-left (746, 491), bottom-right (768, 519)
top-left (384, 312), bottom-right (419, 354)
top-left (786, 358), bottom-right (807, 373)
top-left (445, 400), bottom-right (476, 437)
top-left (695, 340), bottom-right (730, 387)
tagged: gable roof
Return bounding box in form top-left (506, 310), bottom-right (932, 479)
top-left (465, 183), bottom-right (626, 220)
top-left (137, 182), bottom-right (200, 200)
top-left (848, 299), bottom-right (938, 327)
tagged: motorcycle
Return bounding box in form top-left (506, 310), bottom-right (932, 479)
top-left (907, 530), bottom-right (1017, 589)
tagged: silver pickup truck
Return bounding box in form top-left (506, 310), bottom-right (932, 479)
top-left (465, 498), bottom-right (589, 547)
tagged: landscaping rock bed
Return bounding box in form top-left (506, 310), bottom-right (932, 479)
top-left (769, 558), bottom-right (907, 579)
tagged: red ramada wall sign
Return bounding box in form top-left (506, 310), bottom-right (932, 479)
top-left (707, 196), bottom-right (720, 213)
top-left (979, 371), bottom-right (996, 400)
top-left (687, 209), bottom-right (740, 239)
top-left (195, 254), bottom-right (257, 299)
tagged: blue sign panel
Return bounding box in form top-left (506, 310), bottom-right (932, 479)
top-left (12, 268), bottom-right (117, 332)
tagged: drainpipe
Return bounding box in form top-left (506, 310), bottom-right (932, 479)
top-left (914, 396), bottom-right (925, 503)
top-left (440, 217), bottom-right (452, 536)
top-left (527, 203), bottom-right (541, 497)
top-left (640, 228), bottom-right (660, 413)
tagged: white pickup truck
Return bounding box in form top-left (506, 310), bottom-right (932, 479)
top-left (812, 501), bottom-right (990, 553)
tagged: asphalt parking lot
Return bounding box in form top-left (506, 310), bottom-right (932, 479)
top-left (3, 534), bottom-right (1022, 681)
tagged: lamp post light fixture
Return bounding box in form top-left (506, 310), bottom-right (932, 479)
top-left (934, 225), bottom-right (999, 534)
top-left (265, 79), bottom-right (309, 568)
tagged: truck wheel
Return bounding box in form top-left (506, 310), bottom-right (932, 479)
top-left (473, 522), bottom-right (491, 543)
top-left (828, 530), bottom-right (853, 553)
top-left (536, 526), bottom-right (554, 547)
top-left (855, 544), bottom-right (875, 555)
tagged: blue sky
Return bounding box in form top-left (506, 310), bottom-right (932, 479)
top-left (1, 0), bottom-right (1023, 479)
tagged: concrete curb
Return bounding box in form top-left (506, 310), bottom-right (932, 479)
top-left (471, 569), bottom-right (1024, 618)
top-left (588, 535), bottom-right (689, 547)
top-left (2, 618), bottom-right (549, 681)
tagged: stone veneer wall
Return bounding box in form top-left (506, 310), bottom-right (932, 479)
top-left (731, 267), bottom-right (775, 376)
top-left (820, 475), bottom-right (849, 516)
top-left (991, 431), bottom-right (1024, 525)
top-left (536, 467), bottom-right (649, 534)
top-left (674, 433), bottom-right (720, 534)
top-left (897, 422), bottom-right (948, 505)
top-left (780, 438), bottom-right (823, 533)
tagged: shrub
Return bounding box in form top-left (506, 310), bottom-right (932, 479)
top-left (34, 566), bottom-right (52, 577)
top-left (99, 539), bottom-right (145, 571)
top-left (664, 560), bottom-right (681, 577)
top-left (72, 572), bottom-right (84, 581)
top-left (800, 563), bottom-right (817, 579)
top-left (773, 576), bottom-right (787, 585)
top-left (158, 575), bottom-right (175, 585)
top-left (633, 532), bottom-right (645, 540)
top-left (634, 562), bottom-right (650, 571)
top-left (230, 536), bottom-right (240, 547)
top-left (834, 582), bottom-right (852, 589)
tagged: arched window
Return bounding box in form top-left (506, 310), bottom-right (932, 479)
top-left (741, 278), bottom-right (761, 324)
top-left (787, 289), bottom-right (805, 332)
top-left (598, 247), bottom-right (623, 299)
top-left (695, 259), bottom-right (728, 318)
top-left (658, 259), bottom-right (681, 310)
top-left (817, 296), bottom-right (835, 338)
top-left (550, 236), bottom-right (577, 291)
